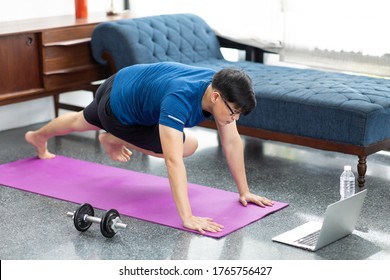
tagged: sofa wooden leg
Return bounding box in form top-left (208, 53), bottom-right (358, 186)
top-left (357, 155), bottom-right (367, 188)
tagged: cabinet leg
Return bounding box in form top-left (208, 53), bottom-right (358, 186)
top-left (53, 94), bottom-right (60, 117)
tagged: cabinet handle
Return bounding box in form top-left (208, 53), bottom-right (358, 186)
top-left (26, 37), bottom-right (33, 46)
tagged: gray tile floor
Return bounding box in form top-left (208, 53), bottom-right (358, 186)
top-left (0, 123), bottom-right (389, 260)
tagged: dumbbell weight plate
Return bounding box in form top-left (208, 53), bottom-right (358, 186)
top-left (74, 203), bottom-right (94, 232)
top-left (100, 209), bottom-right (120, 238)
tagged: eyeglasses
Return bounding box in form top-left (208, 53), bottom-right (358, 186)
top-left (221, 96), bottom-right (240, 116)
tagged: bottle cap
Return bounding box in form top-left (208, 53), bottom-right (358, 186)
top-left (344, 165), bottom-right (351, 171)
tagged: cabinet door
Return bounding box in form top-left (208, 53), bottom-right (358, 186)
top-left (0, 33), bottom-right (42, 95)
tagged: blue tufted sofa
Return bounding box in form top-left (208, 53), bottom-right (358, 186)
top-left (91, 13), bottom-right (390, 188)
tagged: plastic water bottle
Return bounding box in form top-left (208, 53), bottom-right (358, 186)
top-left (340, 165), bottom-right (355, 200)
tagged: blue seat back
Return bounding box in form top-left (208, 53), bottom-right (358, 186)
top-left (91, 13), bottom-right (224, 71)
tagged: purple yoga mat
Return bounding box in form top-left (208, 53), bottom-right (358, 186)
top-left (0, 156), bottom-right (288, 238)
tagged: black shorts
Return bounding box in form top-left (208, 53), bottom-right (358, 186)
top-left (83, 75), bottom-right (183, 154)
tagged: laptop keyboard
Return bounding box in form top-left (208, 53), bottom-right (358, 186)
top-left (295, 230), bottom-right (321, 247)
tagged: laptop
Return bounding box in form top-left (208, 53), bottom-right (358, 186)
top-left (272, 189), bottom-right (367, 251)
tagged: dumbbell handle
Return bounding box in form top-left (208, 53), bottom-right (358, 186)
top-left (67, 212), bottom-right (127, 229)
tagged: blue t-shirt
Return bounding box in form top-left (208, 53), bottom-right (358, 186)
top-left (109, 62), bottom-right (215, 132)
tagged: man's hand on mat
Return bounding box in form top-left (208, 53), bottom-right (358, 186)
top-left (239, 192), bottom-right (274, 207)
top-left (183, 216), bottom-right (224, 234)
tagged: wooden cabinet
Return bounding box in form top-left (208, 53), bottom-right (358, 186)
top-left (0, 12), bottom-right (133, 114)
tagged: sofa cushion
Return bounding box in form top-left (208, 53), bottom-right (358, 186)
top-left (191, 60), bottom-right (390, 146)
top-left (91, 13), bottom-right (224, 70)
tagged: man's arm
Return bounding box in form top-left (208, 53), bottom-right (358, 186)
top-left (159, 124), bottom-right (223, 234)
top-left (216, 121), bottom-right (273, 207)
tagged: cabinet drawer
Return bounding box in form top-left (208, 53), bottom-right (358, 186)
top-left (42, 25), bottom-right (96, 44)
top-left (42, 42), bottom-right (95, 73)
top-left (43, 64), bottom-right (108, 90)
top-left (41, 23), bottom-right (108, 90)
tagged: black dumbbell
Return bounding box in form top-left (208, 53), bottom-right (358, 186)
top-left (67, 203), bottom-right (127, 238)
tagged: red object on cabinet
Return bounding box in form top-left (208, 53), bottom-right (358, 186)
top-left (75, 0), bottom-right (88, 18)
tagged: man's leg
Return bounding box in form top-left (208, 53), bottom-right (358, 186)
top-left (99, 132), bottom-right (163, 161)
top-left (98, 130), bottom-right (198, 161)
top-left (182, 130), bottom-right (198, 157)
top-left (98, 132), bottom-right (135, 162)
top-left (25, 111), bottom-right (100, 159)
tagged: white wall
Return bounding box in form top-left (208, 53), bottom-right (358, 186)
top-left (0, 0), bottom-right (124, 131)
top-left (0, 0), bottom-right (124, 22)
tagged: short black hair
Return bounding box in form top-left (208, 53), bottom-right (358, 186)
top-left (211, 68), bottom-right (256, 115)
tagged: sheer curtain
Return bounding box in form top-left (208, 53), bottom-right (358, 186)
top-left (281, 0), bottom-right (390, 77)
top-left (130, 0), bottom-right (283, 52)
top-left (130, 0), bottom-right (390, 76)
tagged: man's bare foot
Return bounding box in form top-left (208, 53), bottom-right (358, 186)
top-left (25, 131), bottom-right (55, 159)
top-left (99, 133), bottom-right (133, 162)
